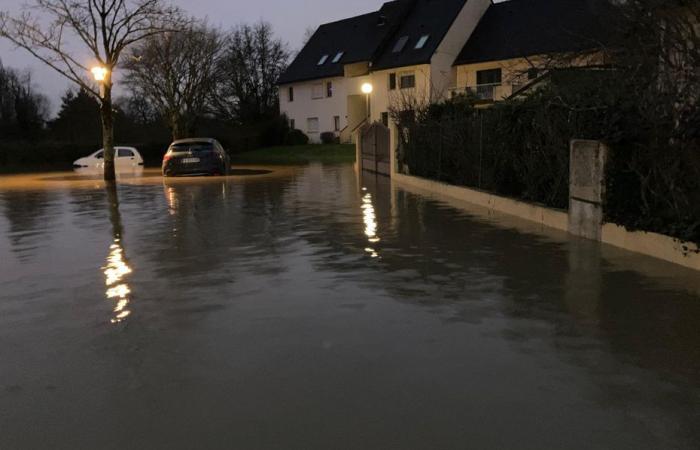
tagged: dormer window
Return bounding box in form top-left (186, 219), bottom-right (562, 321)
top-left (392, 36), bottom-right (409, 53)
top-left (332, 52), bottom-right (344, 63)
top-left (317, 55), bottom-right (329, 65)
top-left (415, 34), bottom-right (430, 49)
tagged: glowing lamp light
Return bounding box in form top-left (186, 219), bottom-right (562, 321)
top-left (361, 82), bottom-right (373, 94)
top-left (91, 66), bottom-right (109, 82)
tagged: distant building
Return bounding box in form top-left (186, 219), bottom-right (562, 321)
top-left (278, 0), bottom-right (608, 143)
top-left (278, 0), bottom-right (491, 143)
top-left (452, 0), bottom-right (610, 102)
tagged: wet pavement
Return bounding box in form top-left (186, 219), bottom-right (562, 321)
top-left (1, 165), bottom-right (699, 449)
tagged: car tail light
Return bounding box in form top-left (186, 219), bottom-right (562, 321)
top-left (163, 154), bottom-right (172, 163)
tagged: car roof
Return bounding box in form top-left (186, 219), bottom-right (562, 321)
top-left (171, 138), bottom-right (218, 145)
top-left (95, 147), bottom-right (139, 152)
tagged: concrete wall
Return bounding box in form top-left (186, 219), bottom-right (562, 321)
top-left (388, 140), bottom-right (700, 272)
top-left (393, 172), bottom-right (569, 232)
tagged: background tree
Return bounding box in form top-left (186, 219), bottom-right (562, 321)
top-left (213, 21), bottom-right (289, 124)
top-left (49, 89), bottom-right (102, 144)
top-left (0, 0), bottom-right (184, 181)
top-left (0, 60), bottom-right (48, 139)
top-left (124, 21), bottom-right (222, 140)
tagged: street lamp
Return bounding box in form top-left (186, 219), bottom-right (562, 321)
top-left (361, 82), bottom-right (373, 121)
top-left (91, 66), bottom-right (109, 83)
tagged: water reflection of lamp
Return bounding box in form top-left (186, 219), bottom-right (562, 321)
top-left (103, 183), bottom-right (133, 324)
top-left (104, 239), bottom-right (133, 323)
top-left (361, 187), bottom-right (380, 258)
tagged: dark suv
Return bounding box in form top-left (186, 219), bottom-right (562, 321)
top-left (162, 138), bottom-right (231, 177)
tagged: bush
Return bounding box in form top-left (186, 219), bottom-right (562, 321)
top-left (399, 72), bottom-right (613, 209)
top-left (284, 129), bottom-right (309, 146)
top-left (397, 67), bottom-right (700, 245)
top-left (320, 131), bottom-right (339, 145)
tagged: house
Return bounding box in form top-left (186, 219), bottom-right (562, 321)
top-left (278, 0), bottom-right (491, 143)
top-left (452, 0), bottom-right (611, 102)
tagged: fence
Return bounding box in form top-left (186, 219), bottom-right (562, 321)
top-left (399, 107), bottom-right (571, 210)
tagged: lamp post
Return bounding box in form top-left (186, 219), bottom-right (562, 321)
top-left (91, 65), bottom-right (116, 181)
top-left (361, 82), bottom-right (373, 122)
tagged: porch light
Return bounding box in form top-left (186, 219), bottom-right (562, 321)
top-left (361, 83), bottom-right (374, 94)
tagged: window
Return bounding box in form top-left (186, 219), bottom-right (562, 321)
top-left (332, 52), bottom-right (344, 63)
top-left (415, 34), bottom-right (430, 49)
top-left (334, 116), bottom-right (340, 132)
top-left (307, 117), bottom-right (319, 133)
top-left (326, 81), bottom-right (333, 98)
top-left (381, 112), bottom-right (389, 127)
top-left (288, 86), bottom-right (294, 102)
top-left (399, 72), bottom-right (416, 89)
top-left (476, 68), bottom-right (502, 85)
top-left (290, 119), bottom-right (296, 130)
top-left (95, 151), bottom-right (104, 159)
top-left (393, 36), bottom-right (409, 53)
top-left (527, 68), bottom-right (539, 80)
top-left (311, 83), bottom-right (324, 99)
top-left (118, 149), bottom-right (134, 157)
top-left (388, 73), bottom-right (397, 90)
top-left (317, 54), bottom-right (329, 65)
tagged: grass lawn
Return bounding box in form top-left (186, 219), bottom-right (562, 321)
top-left (231, 144), bottom-right (356, 165)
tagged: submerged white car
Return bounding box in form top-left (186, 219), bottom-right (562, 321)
top-left (73, 147), bottom-right (144, 169)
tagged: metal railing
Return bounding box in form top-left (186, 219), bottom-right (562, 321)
top-left (449, 83), bottom-right (502, 101)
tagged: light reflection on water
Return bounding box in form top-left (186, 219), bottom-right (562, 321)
top-left (361, 187), bottom-right (380, 258)
top-left (103, 238), bottom-right (133, 324)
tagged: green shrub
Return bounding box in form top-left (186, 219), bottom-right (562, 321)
top-left (284, 129), bottom-right (309, 146)
top-left (320, 132), bottom-right (339, 145)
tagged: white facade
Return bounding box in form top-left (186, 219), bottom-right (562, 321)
top-left (280, 75), bottom-right (372, 143)
top-left (279, 0), bottom-right (490, 145)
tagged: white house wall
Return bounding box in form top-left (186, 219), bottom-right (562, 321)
top-left (280, 77), bottom-right (345, 143)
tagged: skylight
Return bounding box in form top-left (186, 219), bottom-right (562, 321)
top-left (415, 34), bottom-right (430, 49)
top-left (317, 54), bottom-right (329, 65)
top-left (332, 52), bottom-right (344, 63)
top-left (392, 36), bottom-right (409, 53)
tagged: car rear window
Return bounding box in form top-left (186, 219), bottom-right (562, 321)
top-left (118, 149), bottom-right (134, 157)
top-left (170, 142), bottom-right (214, 152)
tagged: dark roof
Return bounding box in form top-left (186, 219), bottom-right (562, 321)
top-left (278, 1), bottom-right (412, 85)
top-left (455, 0), bottom-right (611, 66)
top-left (372, 0), bottom-right (469, 71)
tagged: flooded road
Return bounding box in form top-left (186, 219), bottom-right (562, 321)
top-left (1, 165), bottom-right (699, 449)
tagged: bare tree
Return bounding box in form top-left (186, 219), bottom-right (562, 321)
top-left (212, 21), bottom-right (289, 124)
top-left (0, 0), bottom-right (184, 181)
top-left (124, 21), bottom-right (222, 140)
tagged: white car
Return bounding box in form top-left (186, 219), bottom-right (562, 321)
top-left (73, 147), bottom-right (144, 169)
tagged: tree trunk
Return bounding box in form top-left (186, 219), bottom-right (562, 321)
top-left (101, 83), bottom-right (116, 182)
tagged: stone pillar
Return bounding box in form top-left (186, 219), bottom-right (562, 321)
top-left (568, 140), bottom-right (608, 241)
top-left (389, 121), bottom-right (399, 176)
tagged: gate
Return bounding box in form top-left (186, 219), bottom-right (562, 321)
top-left (360, 122), bottom-right (391, 176)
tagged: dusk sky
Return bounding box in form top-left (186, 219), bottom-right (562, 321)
top-left (0, 0), bottom-right (381, 113)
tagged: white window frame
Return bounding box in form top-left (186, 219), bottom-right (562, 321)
top-left (311, 83), bottom-right (324, 99)
top-left (307, 117), bottom-right (320, 134)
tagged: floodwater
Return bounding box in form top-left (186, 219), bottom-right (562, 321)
top-left (1, 165), bottom-right (699, 449)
